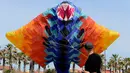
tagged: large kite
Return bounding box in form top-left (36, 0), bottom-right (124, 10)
top-left (6, 1), bottom-right (119, 73)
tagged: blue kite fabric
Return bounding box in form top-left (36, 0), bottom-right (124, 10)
top-left (43, 2), bottom-right (89, 73)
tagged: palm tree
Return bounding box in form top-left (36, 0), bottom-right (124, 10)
top-left (6, 44), bottom-right (13, 70)
top-left (107, 59), bottom-right (113, 73)
top-left (0, 49), bottom-right (7, 70)
top-left (0, 45), bottom-right (16, 72)
top-left (124, 57), bottom-right (130, 72)
top-left (29, 60), bottom-right (35, 73)
top-left (100, 54), bottom-right (106, 71)
top-left (14, 51), bottom-right (29, 72)
top-left (15, 52), bottom-right (23, 71)
top-left (117, 57), bottom-right (123, 73)
top-left (0, 52), bottom-right (2, 65)
top-left (22, 53), bottom-right (29, 73)
top-left (110, 54), bottom-right (119, 73)
top-left (15, 52), bottom-right (30, 72)
top-left (119, 59), bottom-right (125, 73)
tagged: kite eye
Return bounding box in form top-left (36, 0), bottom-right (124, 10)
top-left (84, 42), bottom-right (93, 50)
top-left (56, 2), bottom-right (75, 21)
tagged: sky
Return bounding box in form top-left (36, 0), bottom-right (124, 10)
top-left (0, 0), bottom-right (130, 69)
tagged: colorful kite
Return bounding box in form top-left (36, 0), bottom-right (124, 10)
top-left (6, 1), bottom-right (119, 73)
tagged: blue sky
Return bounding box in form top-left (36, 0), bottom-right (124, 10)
top-left (0, 0), bottom-right (130, 69)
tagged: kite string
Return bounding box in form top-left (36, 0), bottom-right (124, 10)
top-left (48, 37), bottom-right (78, 49)
top-left (46, 41), bottom-right (83, 55)
top-left (45, 39), bottom-right (80, 52)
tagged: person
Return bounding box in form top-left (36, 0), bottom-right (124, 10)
top-left (84, 42), bottom-right (102, 73)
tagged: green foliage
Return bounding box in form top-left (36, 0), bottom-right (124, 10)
top-left (4, 70), bottom-right (11, 73)
top-left (45, 69), bottom-right (56, 73)
top-left (4, 69), bottom-right (15, 73)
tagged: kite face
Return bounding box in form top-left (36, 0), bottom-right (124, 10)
top-left (6, 1), bottom-right (119, 73)
top-left (57, 1), bottom-right (75, 21)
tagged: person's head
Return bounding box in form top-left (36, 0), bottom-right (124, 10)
top-left (84, 42), bottom-right (93, 52)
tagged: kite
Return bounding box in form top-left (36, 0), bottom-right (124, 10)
top-left (6, 1), bottom-right (119, 73)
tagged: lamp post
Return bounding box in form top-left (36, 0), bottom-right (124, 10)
top-left (104, 50), bottom-right (107, 73)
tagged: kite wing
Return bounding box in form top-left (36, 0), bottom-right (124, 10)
top-left (6, 14), bottom-right (51, 67)
top-left (79, 16), bottom-right (120, 54)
